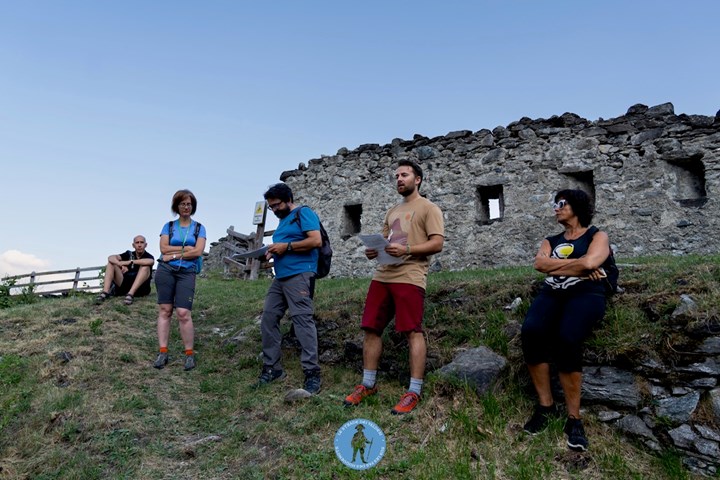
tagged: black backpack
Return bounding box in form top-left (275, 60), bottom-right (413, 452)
top-left (293, 206), bottom-right (332, 279)
top-left (589, 226), bottom-right (619, 295)
top-left (167, 220), bottom-right (203, 273)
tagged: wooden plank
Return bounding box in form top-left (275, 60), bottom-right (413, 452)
top-left (5, 266), bottom-right (104, 280)
top-left (225, 228), bottom-right (253, 241)
top-left (221, 242), bottom-right (253, 255)
top-left (12, 276), bottom-right (102, 288)
top-left (223, 257), bottom-right (271, 271)
top-left (39, 286), bottom-right (102, 296)
top-left (222, 257), bottom-right (247, 268)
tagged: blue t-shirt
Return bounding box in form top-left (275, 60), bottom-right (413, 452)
top-left (272, 206), bottom-right (320, 279)
top-left (160, 220), bottom-right (207, 270)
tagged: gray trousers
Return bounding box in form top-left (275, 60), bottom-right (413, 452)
top-left (260, 272), bottom-right (319, 373)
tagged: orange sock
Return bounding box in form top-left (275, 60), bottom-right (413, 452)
top-left (185, 349), bottom-right (193, 356)
top-left (159, 347), bottom-right (168, 353)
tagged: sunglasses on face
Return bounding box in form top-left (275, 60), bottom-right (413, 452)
top-left (553, 199), bottom-right (568, 210)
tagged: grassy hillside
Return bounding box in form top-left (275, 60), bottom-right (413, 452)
top-left (1, 255), bottom-right (718, 479)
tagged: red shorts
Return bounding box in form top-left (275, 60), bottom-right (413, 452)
top-left (361, 281), bottom-right (426, 333)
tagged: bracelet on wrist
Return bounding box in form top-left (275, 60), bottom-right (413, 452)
top-left (406, 244), bottom-right (411, 255)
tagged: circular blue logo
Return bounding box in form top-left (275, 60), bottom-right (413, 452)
top-left (334, 418), bottom-right (386, 470)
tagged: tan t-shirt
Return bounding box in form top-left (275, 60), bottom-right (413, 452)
top-left (373, 196), bottom-right (444, 289)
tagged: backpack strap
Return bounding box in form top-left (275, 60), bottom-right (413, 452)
top-left (292, 206), bottom-right (306, 233)
top-left (169, 220), bottom-right (201, 241)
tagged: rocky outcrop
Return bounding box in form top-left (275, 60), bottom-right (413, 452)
top-left (437, 346), bottom-right (507, 395)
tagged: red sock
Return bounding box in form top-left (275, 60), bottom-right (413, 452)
top-left (185, 349), bottom-right (193, 356)
top-left (159, 347), bottom-right (168, 353)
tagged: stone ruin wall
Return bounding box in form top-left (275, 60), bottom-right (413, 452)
top-left (279, 102), bottom-right (720, 277)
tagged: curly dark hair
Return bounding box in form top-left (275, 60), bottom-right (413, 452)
top-left (264, 183), bottom-right (294, 203)
top-left (555, 189), bottom-right (594, 227)
top-left (171, 189), bottom-right (197, 215)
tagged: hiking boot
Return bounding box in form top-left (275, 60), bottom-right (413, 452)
top-left (153, 352), bottom-right (169, 369)
top-left (391, 391), bottom-right (420, 415)
top-left (343, 384), bottom-right (378, 407)
top-left (523, 403), bottom-right (558, 434)
top-left (256, 365), bottom-right (286, 386)
top-left (564, 416), bottom-right (589, 451)
top-left (303, 370), bottom-right (322, 395)
top-left (184, 355), bottom-right (196, 371)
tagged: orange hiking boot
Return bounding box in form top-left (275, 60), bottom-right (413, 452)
top-left (343, 384), bottom-right (378, 406)
top-left (391, 392), bottom-right (420, 415)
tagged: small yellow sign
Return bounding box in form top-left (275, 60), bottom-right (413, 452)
top-left (253, 201), bottom-right (267, 225)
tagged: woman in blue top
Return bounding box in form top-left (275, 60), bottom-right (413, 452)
top-left (521, 189), bottom-right (615, 452)
top-left (153, 189), bottom-right (207, 371)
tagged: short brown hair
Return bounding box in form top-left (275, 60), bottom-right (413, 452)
top-left (397, 159), bottom-right (423, 190)
top-left (171, 189), bottom-right (197, 215)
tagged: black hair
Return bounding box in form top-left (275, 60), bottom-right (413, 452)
top-left (555, 189), bottom-right (594, 227)
top-left (397, 159), bottom-right (423, 190)
top-left (264, 183), bottom-right (294, 203)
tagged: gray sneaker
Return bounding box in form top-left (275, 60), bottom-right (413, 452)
top-left (303, 370), bottom-right (322, 395)
top-left (256, 365), bottom-right (286, 386)
top-left (153, 352), bottom-right (169, 369)
top-left (184, 355), bottom-right (196, 371)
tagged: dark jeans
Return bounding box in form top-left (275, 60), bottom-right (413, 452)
top-left (521, 289), bottom-right (606, 372)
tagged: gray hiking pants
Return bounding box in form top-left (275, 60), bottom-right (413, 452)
top-left (260, 272), bottom-right (319, 373)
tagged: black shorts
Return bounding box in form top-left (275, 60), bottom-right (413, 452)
top-left (115, 274), bottom-right (152, 297)
top-left (154, 262), bottom-right (197, 310)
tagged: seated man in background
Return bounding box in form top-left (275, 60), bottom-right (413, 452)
top-left (96, 235), bottom-right (155, 305)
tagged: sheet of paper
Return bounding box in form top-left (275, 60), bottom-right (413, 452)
top-left (358, 234), bottom-right (404, 265)
top-left (232, 245), bottom-right (268, 259)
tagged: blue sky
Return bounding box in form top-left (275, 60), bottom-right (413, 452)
top-left (1, 1), bottom-right (718, 277)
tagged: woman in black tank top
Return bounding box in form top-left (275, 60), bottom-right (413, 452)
top-left (520, 189), bottom-right (614, 453)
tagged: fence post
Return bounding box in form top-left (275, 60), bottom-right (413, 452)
top-left (249, 223), bottom-right (265, 280)
top-left (30, 271), bottom-right (36, 290)
top-left (73, 268), bottom-right (81, 291)
top-left (225, 226), bottom-right (234, 277)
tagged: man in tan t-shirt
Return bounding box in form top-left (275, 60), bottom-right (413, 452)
top-left (343, 159), bottom-right (445, 415)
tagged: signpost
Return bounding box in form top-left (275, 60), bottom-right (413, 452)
top-left (250, 201), bottom-right (267, 280)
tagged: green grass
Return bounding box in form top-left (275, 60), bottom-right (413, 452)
top-left (0, 255), bottom-right (718, 479)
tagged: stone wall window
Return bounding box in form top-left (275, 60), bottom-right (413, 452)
top-left (561, 171), bottom-right (596, 210)
top-left (476, 185), bottom-right (504, 224)
top-left (342, 204), bottom-right (362, 240)
top-left (666, 160), bottom-right (707, 207)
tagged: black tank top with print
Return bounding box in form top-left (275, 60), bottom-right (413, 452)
top-left (542, 226), bottom-right (606, 295)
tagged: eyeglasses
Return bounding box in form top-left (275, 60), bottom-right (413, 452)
top-left (179, 202), bottom-right (193, 208)
top-left (553, 199), bottom-right (568, 210)
top-left (267, 201), bottom-right (284, 211)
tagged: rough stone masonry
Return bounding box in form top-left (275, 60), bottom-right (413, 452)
top-left (277, 102), bottom-right (719, 278)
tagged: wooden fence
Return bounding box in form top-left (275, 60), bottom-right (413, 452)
top-left (219, 226), bottom-right (274, 279)
top-left (3, 266), bottom-right (104, 296)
